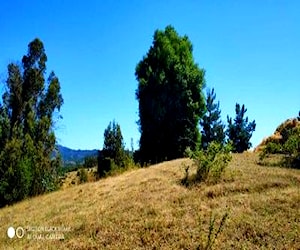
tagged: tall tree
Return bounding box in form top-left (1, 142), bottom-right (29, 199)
top-left (227, 103), bottom-right (256, 153)
top-left (135, 25), bottom-right (206, 164)
top-left (200, 88), bottom-right (225, 149)
top-left (0, 38), bottom-right (63, 207)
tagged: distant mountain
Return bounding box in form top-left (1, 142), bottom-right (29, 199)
top-left (57, 145), bottom-right (98, 165)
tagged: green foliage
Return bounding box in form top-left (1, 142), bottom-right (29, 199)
top-left (77, 168), bottom-right (88, 183)
top-left (196, 142), bottom-right (232, 184)
top-left (281, 126), bottom-right (300, 167)
top-left (0, 38), bottom-right (63, 207)
top-left (83, 155), bottom-right (97, 169)
top-left (183, 142), bottom-right (232, 186)
top-left (98, 157), bottom-right (114, 178)
top-left (259, 116), bottom-right (300, 168)
top-left (0, 138), bottom-right (32, 206)
top-left (135, 25), bottom-right (206, 164)
top-left (98, 121), bottom-right (133, 177)
top-left (227, 103), bottom-right (256, 153)
top-left (283, 131), bottom-right (299, 156)
top-left (200, 88), bottom-right (225, 149)
top-left (259, 142), bottom-right (282, 161)
top-left (102, 120), bottom-right (126, 167)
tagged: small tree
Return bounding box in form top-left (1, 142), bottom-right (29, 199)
top-left (98, 121), bottom-right (128, 177)
top-left (227, 103), bottom-right (256, 153)
top-left (103, 120), bottom-right (126, 167)
top-left (200, 88), bottom-right (225, 149)
top-left (183, 142), bottom-right (232, 186)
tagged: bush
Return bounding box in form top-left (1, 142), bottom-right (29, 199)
top-left (259, 125), bottom-right (300, 168)
top-left (183, 142), bottom-right (232, 185)
top-left (196, 142), bottom-right (232, 183)
top-left (98, 157), bottom-right (115, 178)
top-left (259, 142), bottom-right (282, 162)
top-left (282, 132), bottom-right (300, 168)
top-left (77, 168), bottom-right (88, 183)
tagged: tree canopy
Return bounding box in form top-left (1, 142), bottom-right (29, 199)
top-left (0, 38), bottom-right (63, 207)
top-left (135, 25), bottom-right (206, 164)
top-left (227, 103), bottom-right (256, 153)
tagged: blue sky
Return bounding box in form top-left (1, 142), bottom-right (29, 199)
top-left (1, 1), bottom-right (299, 150)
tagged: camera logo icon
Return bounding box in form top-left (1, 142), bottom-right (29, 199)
top-left (7, 226), bottom-right (25, 239)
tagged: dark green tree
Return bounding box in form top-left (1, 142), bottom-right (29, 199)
top-left (98, 121), bottom-right (127, 177)
top-left (227, 103), bottom-right (256, 153)
top-left (135, 25), bottom-right (206, 164)
top-left (200, 88), bottom-right (225, 149)
top-left (83, 155), bottom-right (97, 169)
top-left (103, 120), bottom-right (125, 166)
top-left (0, 38), bottom-right (63, 207)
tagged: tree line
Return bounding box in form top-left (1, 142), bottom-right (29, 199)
top-left (98, 26), bottom-right (256, 175)
top-left (134, 25), bottom-right (256, 164)
top-left (0, 26), bottom-right (258, 207)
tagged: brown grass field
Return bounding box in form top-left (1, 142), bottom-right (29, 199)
top-left (0, 153), bottom-right (299, 249)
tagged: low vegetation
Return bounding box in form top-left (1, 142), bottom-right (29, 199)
top-left (0, 153), bottom-right (299, 249)
top-left (258, 115), bottom-right (300, 168)
top-left (182, 142), bottom-right (232, 186)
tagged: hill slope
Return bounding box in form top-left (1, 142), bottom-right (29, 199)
top-left (0, 153), bottom-right (299, 249)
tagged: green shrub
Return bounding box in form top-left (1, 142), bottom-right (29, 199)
top-left (282, 131), bottom-right (300, 168)
top-left (259, 142), bottom-right (282, 162)
top-left (98, 157), bottom-right (115, 177)
top-left (196, 142), bottom-right (232, 184)
top-left (259, 125), bottom-right (300, 168)
top-left (77, 168), bottom-right (88, 183)
top-left (183, 142), bottom-right (232, 185)
top-left (83, 156), bottom-right (97, 169)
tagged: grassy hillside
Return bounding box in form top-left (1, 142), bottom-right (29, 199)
top-left (0, 153), bottom-right (299, 249)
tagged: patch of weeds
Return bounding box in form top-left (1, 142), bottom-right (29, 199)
top-left (181, 164), bottom-right (191, 187)
top-left (197, 211), bottom-right (229, 250)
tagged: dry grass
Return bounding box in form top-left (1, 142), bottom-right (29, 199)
top-left (0, 153), bottom-right (299, 249)
top-left (60, 168), bottom-right (98, 189)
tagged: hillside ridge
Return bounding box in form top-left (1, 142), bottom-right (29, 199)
top-left (57, 145), bottom-right (98, 164)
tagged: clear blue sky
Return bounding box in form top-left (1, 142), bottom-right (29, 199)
top-left (1, 1), bottom-right (299, 150)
